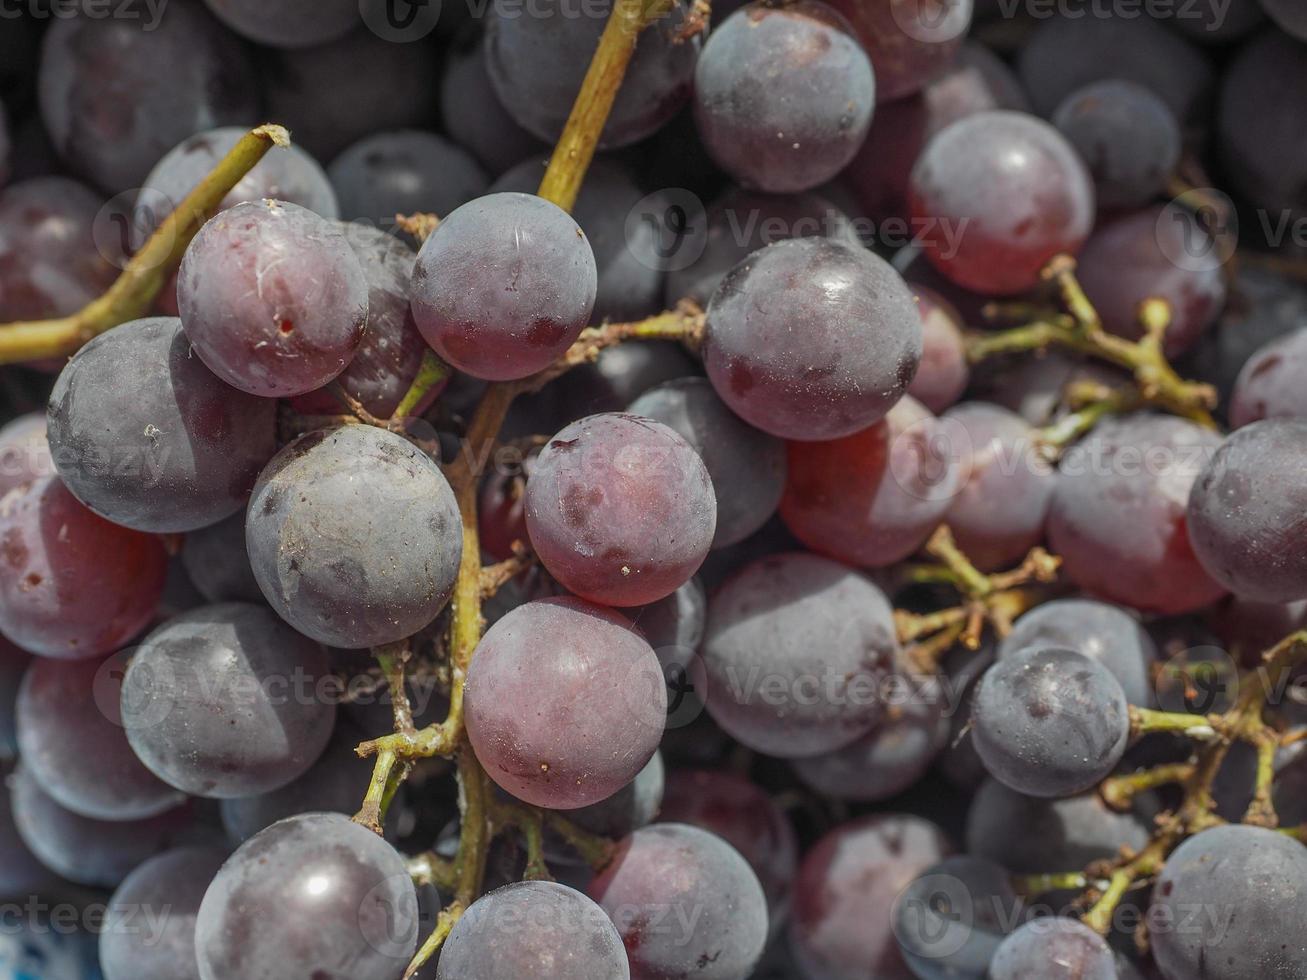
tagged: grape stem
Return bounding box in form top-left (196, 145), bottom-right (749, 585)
top-left (1035, 381), bottom-right (1142, 459)
top-left (394, 212), bottom-right (441, 243)
top-left (479, 545), bottom-right (536, 600)
top-left (0, 124), bottom-right (289, 365)
top-left (1099, 762), bottom-right (1195, 810)
top-left (1128, 707), bottom-right (1217, 740)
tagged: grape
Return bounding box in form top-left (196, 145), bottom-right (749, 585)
top-left (437, 880), bottom-right (628, 979)
top-left (0, 178), bottom-right (120, 323)
top-left (589, 823), bottom-right (768, 980)
top-left (180, 510), bottom-right (265, 606)
top-left (971, 646), bottom-right (1129, 798)
top-left (524, 413), bottom-right (715, 606)
top-left (989, 917), bottom-right (1116, 980)
top-left (1052, 80), bottom-right (1181, 210)
top-left (10, 765), bottom-right (198, 888)
top-left (909, 111), bottom-right (1095, 296)
top-left (0, 98), bottom-right (8, 187)
top-left (0, 476), bottom-right (167, 659)
top-left (1261, 0), bottom-right (1307, 39)
top-left (907, 285), bottom-right (969, 415)
top-left (328, 130), bottom-right (489, 230)
top-left (1149, 825), bottom-right (1307, 979)
top-left (693, 1), bottom-right (875, 193)
top-left (290, 224), bottom-right (439, 419)
top-left (178, 200), bottom-right (368, 398)
top-left (629, 576), bottom-right (706, 656)
top-left (410, 193), bottom-right (596, 381)
top-left (936, 644), bottom-right (994, 792)
top-left (246, 425), bottom-right (463, 648)
top-left (0, 412), bottom-right (53, 498)
top-left (440, 32), bottom-right (544, 176)
top-left (563, 750), bottom-right (664, 844)
top-left (201, 0), bottom-right (357, 48)
top-left (1076, 207), bottom-right (1226, 359)
top-left (700, 552), bottom-right (897, 757)
top-left (827, 0), bottom-right (975, 103)
top-left (664, 187), bottom-right (860, 308)
top-left (1187, 419), bottom-right (1307, 603)
top-left (790, 814), bottom-right (952, 980)
top-left (465, 597), bottom-right (665, 808)
top-left (195, 812), bottom-right (419, 980)
top-left (1173, 0), bottom-right (1265, 42)
top-left (1230, 327), bottom-right (1307, 428)
top-left (943, 401), bottom-right (1056, 572)
top-left (703, 237), bottom-right (922, 440)
top-left (101, 846), bottom-right (228, 980)
top-left (486, 0), bottom-right (700, 149)
top-left (47, 316), bottom-right (277, 533)
top-left (999, 599), bottom-right (1158, 708)
top-left (0, 767), bottom-right (58, 897)
top-left (478, 446), bottom-right (536, 563)
top-left (123, 603), bottom-right (336, 799)
top-left (659, 768), bottom-right (799, 933)
top-left (970, 350), bottom-right (1128, 428)
top-left (1213, 596), bottom-right (1307, 663)
top-left (559, 340), bottom-right (700, 418)
top-left (1047, 413), bottom-right (1227, 615)
top-left (38, 4), bottom-right (259, 192)
top-left (0, 636), bottom-right (28, 760)
top-left (628, 378), bottom-right (786, 549)
top-left (781, 395), bottom-right (960, 567)
top-left (1017, 14), bottom-right (1213, 120)
top-left (892, 855), bottom-right (1019, 980)
top-left (262, 30), bottom-right (441, 162)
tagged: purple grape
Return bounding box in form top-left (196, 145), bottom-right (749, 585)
top-left (970, 350), bottom-right (1128, 428)
top-left (245, 425), bottom-right (462, 648)
top-left (790, 814), bottom-right (952, 980)
top-left (589, 823), bottom-right (768, 980)
top-left (701, 552), bottom-right (897, 757)
top-left (989, 917), bottom-right (1116, 980)
top-left (0, 412), bottom-right (54, 498)
top-left (563, 750), bottom-right (664, 844)
top-left (437, 881), bottom-right (629, 979)
top-left (464, 597), bottom-right (666, 809)
top-left (524, 413), bottom-right (715, 606)
top-left (47, 316), bottom-right (277, 533)
top-left (628, 378), bottom-right (786, 549)
top-left (557, 339), bottom-right (700, 418)
top-left (629, 576), bottom-right (706, 657)
top-left (829, 0), bottom-right (975, 103)
top-left (0, 476), bottom-right (168, 660)
top-left (486, 0), bottom-right (700, 149)
top-left (181, 510), bottom-right (264, 605)
top-left (38, 4), bottom-right (258, 192)
top-left (1187, 419), bottom-right (1307, 603)
top-left (936, 644), bottom-right (994, 792)
top-left (1261, 0), bottom-right (1307, 39)
top-left (0, 635), bottom-right (29, 760)
top-left (1230, 327), bottom-right (1307, 428)
top-left (907, 285), bottom-right (970, 414)
top-left (1047, 414), bottom-right (1227, 615)
top-left (178, 200), bottom-right (368, 397)
top-left (194, 812), bottom-right (419, 980)
top-left (201, 0), bottom-right (358, 48)
top-left (410, 192), bottom-right (596, 381)
top-left (694, 1), bottom-right (875, 193)
top-left (439, 32), bottom-right (544, 176)
top-left (0, 768), bottom-right (56, 897)
top-left (1173, 0), bottom-right (1265, 42)
top-left (704, 237), bottom-right (922, 440)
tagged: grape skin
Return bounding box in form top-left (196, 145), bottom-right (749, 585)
top-left (827, 0), bottom-right (975, 103)
top-left (989, 917), bottom-right (1117, 980)
top-left (907, 285), bottom-right (970, 414)
top-left (0, 635), bottom-right (28, 760)
top-left (0, 412), bottom-right (53, 498)
top-left (200, 0), bottom-right (358, 49)
top-left (1261, 0), bottom-right (1307, 39)
top-left (410, 193), bottom-right (597, 381)
top-left (971, 647), bottom-right (1130, 798)
top-left (437, 881), bottom-right (630, 980)
top-left (524, 414), bottom-right (716, 606)
top-left (701, 553), bottom-right (897, 758)
top-left (1230, 327), bottom-right (1307, 428)
top-left (439, 33), bottom-right (544, 176)
top-left (703, 237), bottom-right (922, 441)
top-left (562, 750), bottom-right (664, 844)
top-left (47, 316), bottom-right (277, 533)
top-left (1187, 419), bottom-right (1307, 603)
top-left (0, 767), bottom-right (56, 897)
top-left (588, 823), bottom-right (768, 980)
top-left (182, 509), bottom-right (268, 605)
top-left (693, 1), bottom-right (876, 193)
top-left (245, 425), bottom-right (463, 649)
top-left (557, 340), bottom-right (699, 418)
top-left (464, 597), bottom-right (666, 809)
top-left (0, 476), bottom-right (168, 659)
top-left (195, 812), bottom-right (419, 980)
top-left (123, 603), bottom-right (337, 799)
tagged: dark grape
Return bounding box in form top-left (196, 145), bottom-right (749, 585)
top-left (936, 644), bottom-right (994, 792)
top-left (477, 446), bottom-right (536, 564)
top-left (628, 377), bottom-right (786, 549)
top-left (201, 0), bottom-right (358, 48)
top-left (1230, 327), bottom-right (1307, 428)
top-left (557, 340), bottom-right (699, 418)
top-left (700, 552), bottom-right (897, 757)
top-left (907, 285), bottom-right (970, 414)
top-left (38, 4), bottom-right (259, 192)
top-left (703, 237), bottom-right (922, 440)
top-left (1173, 0), bottom-right (1265, 42)
top-left (1052, 80), bottom-right (1181, 210)
top-left (1212, 595), bottom-right (1307, 662)
top-left (781, 395), bottom-right (960, 567)
top-left (47, 316), bottom-right (277, 533)
top-left (0, 98), bottom-right (8, 187)
top-left (464, 597), bottom-right (666, 809)
top-left (181, 510), bottom-right (264, 604)
top-left (1047, 413), bottom-right (1226, 614)
top-left (564, 750), bottom-right (664, 843)
top-left (694, 1), bottom-right (875, 193)
top-left (524, 413), bottom-right (715, 606)
top-left (909, 111), bottom-right (1095, 296)
top-left (1187, 419), bottom-right (1307, 603)
top-left (0, 476), bottom-right (168, 659)
top-left (0, 635), bottom-right (29, 760)
top-left (440, 32), bottom-right (544, 176)
top-left (410, 193), bottom-right (596, 381)
top-left (828, 0), bottom-right (975, 103)
top-left (989, 917), bottom-right (1116, 980)
top-left (589, 823), bottom-right (768, 980)
top-left (970, 350), bottom-right (1128, 428)
top-left (245, 425), bottom-right (463, 648)
top-left (0, 412), bottom-right (53, 498)
top-left (1261, 0), bottom-right (1307, 39)
top-left (194, 812), bottom-right (419, 980)
top-left (0, 767), bottom-right (56, 897)
top-left (437, 881), bottom-right (630, 979)
top-left (101, 846), bottom-right (228, 980)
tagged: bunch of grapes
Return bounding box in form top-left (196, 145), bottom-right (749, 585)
top-left (2, 1), bottom-right (1307, 979)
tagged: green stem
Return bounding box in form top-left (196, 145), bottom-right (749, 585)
top-left (1129, 706), bottom-right (1217, 739)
